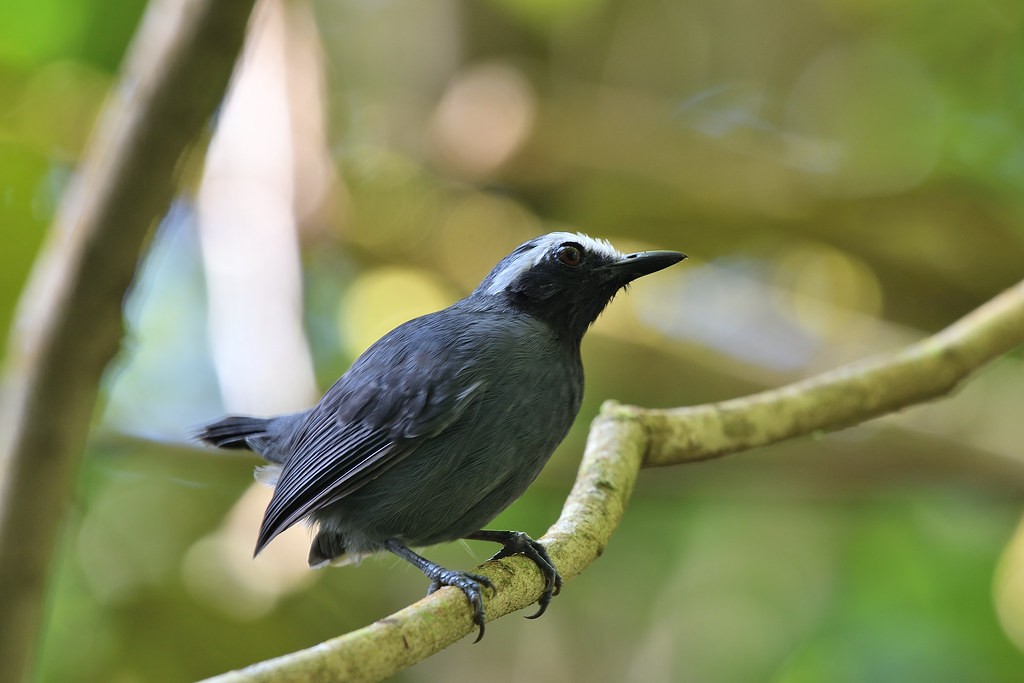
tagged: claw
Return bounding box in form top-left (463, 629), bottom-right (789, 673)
top-left (424, 570), bottom-right (494, 641)
top-left (386, 531), bottom-right (561, 641)
top-left (385, 540), bottom-right (495, 642)
top-left (466, 530), bottom-right (563, 620)
top-left (427, 569), bottom-right (493, 641)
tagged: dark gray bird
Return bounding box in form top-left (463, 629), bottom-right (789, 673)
top-left (199, 232), bottom-right (684, 640)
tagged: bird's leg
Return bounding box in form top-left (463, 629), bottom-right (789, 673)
top-left (383, 539), bottom-right (494, 642)
top-left (464, 530), bottom-right (562, 619)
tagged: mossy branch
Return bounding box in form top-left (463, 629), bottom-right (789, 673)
top-left (635, 276), bottom-right (1024, 466)
top-left (0, 1), bottom-right (256, 681)
top-left (203, 279), bottom-right (1024, 682)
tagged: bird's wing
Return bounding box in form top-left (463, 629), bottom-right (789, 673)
top-left (254, 320), bottom-right (487, 554)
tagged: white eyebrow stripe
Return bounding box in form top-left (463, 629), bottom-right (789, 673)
top-left (560, 232), bottom-right (622, 261)
top-left (484, 232), bottom-right (624, 295)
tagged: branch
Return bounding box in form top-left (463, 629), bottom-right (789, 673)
top-left (0, 1), bottom-right (257, 680)
top-left (203, 279), bottom-right (1024, 683)
top-left (635, 277), bottom-right (1024, 466)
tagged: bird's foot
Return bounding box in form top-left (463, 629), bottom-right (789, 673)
top-left (424, 568), bottom-right (495, 642)
top-left (384, 539), bottom-right (494, 642)
top-left (467, 530), bottom-right (562, 619)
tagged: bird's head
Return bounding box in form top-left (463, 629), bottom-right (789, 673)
top-left (473, 232), bottom-right (686, 343)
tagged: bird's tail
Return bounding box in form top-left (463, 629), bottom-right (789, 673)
top-left (197, 416), bottom-right (270, 451)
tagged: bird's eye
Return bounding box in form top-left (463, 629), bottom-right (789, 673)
top-left (556, 243), bottom-right (584, 267)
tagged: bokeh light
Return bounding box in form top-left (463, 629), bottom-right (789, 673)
top-left (339, 267), bottom-right (457, 356)
top-left (429, 62), bottom-right (536, 178)
top-left (4, 0), bottom-right (1023, 681)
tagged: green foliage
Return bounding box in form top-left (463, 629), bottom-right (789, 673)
top-left (4, 0), bottom-right (1024, 680)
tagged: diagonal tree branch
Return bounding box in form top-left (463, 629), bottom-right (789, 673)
top-left (203, 278), bottom-right (1024, 683)
top-left (635, 277), bottom-right (1024, 466)
top-left (0, 1), bottom-right (257, 681)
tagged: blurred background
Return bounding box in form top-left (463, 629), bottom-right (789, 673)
top-left (3, 0), bottom-right (1024, 680)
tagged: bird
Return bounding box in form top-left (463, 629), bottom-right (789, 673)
top-left (198, 232), bottom-right (685, 640)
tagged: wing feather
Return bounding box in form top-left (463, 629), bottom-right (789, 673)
top-left (253, 315), bottom-right (488, 554)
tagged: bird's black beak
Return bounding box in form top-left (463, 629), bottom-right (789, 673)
top-left (604, 249), bottom-right (687, 282)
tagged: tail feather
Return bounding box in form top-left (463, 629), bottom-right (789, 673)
top-left (197, 416), bottom-right (270, 450)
